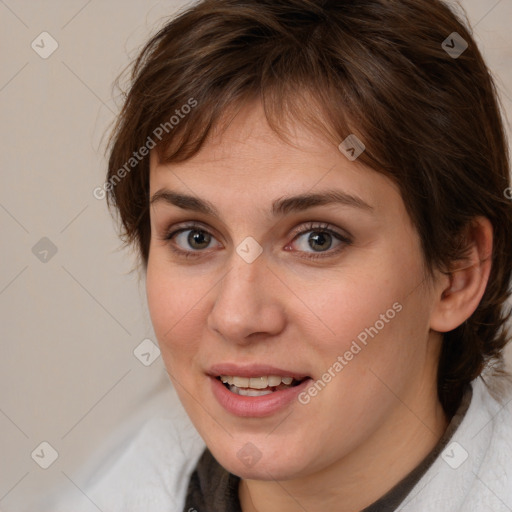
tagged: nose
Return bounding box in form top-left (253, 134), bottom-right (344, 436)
top-left (207, 249), bottom-right (286, 345)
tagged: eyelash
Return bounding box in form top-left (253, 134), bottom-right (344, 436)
top-left (161, 221), bottom-right (352, 261)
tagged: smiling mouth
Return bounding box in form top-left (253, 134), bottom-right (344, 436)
top-left (216, 375), bottom-right (308, 396)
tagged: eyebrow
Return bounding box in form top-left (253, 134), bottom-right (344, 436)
top-left (149, 188), bottom-right (374, 217)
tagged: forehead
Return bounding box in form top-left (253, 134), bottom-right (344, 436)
top-left (148, 101), bottom-right (403, 221)
top-left (152, 101), bottom-right (334, 173)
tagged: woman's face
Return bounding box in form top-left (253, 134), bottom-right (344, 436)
top-left (146, 101), bottom-right (444, 481)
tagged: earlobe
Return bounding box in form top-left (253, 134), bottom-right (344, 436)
top-left (430, 217), bottom-right (493, 333)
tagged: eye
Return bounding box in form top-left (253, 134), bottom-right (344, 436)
top-left (288, 222), bottom-right (352, 260)
top-left (162, 223), bottom-right (222, 259)
top-left (161, 221), bottom-right (352, 261)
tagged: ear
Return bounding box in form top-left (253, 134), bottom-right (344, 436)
top-left (429, 217), bottom-right (493, 333)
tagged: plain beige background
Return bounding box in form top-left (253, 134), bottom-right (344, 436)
top-left (1, 0), bottom-right (511, 510)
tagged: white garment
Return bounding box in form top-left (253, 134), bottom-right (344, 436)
top-left (397, 375), bottom-right (512, 511)
top-left (46, 375), bottom-right (512, 512)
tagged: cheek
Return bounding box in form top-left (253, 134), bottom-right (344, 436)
top-left (300, 271), bottom-right (402, 349)
top-left (146, 256), bottom-right (203, 366)
top-left (304, 259), bottom-right (429, 381)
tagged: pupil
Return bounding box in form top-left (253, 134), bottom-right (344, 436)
top-left (189, 230), bottom-right (210, 249)
top-left (309, 231), bottom-right (331, 251)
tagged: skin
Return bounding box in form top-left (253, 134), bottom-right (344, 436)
top-left (146, 100), bottom-right (492, 512)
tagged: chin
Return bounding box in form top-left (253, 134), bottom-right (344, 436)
top-left (208, 435), bottom-right (315, 481)
top-left (220, 456), bottom-right (304, 481)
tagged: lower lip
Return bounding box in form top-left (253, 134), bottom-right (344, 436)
top-left (209, 376), bottom-right (312, 417)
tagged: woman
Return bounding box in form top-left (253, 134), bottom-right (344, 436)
top-left (66, 0), bottom-right (512, 510)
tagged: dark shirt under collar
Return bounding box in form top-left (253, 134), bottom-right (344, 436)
top-left (183, 386), bottom-right (472, 512)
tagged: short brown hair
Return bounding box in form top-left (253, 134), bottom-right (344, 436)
top-left (106, 0), bottom-right (512, 416)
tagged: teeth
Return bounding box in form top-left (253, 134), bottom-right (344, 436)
top-left (229, 385), bottom-right (274, 396)
top-left (220, 375), bottom-right (233, 385)
top-left (249, 376), bottom-right (267, 389)
top-left (267, 376), bottom-right (282, 386)
top-left (233, 376), bottom-right (249, 387)
top-left (220, 375), bottom-right (299, 389)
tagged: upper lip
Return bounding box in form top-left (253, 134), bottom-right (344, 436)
top-left (207, 363), bottom-right (310, 380)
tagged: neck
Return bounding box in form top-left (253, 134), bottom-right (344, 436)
top-left (239, 387), bottom-right (448, 512)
